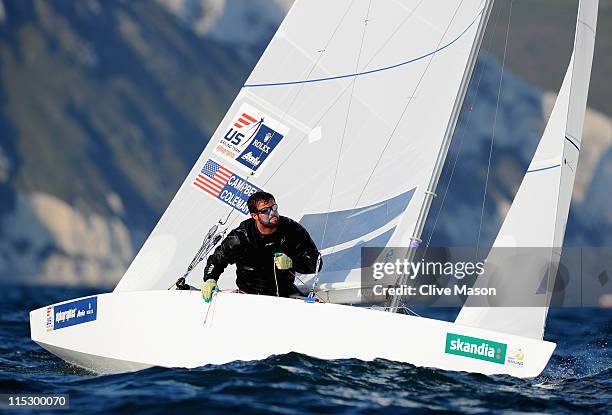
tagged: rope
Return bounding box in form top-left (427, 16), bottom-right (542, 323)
top-left (202, 289), bottom-right (247, 326)
top-left (476, 0), bottom-right (513, 257)
top-left (273, 257), bottom-right (327, 303)
top-left (202, 291), bottom-right (219, 326)
top-left (273, 258), bottom-right (280, 297)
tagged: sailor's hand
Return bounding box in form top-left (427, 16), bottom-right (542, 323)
top-left (274, 253), bottom-right (293, 270)
top-left (201, 278), bottom-right (219, 302)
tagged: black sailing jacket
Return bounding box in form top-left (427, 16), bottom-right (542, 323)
top-left (203, 216), bottom-right (321, 296)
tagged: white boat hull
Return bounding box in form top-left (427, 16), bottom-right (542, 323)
top-left (30, 291), bottom-right (555, 378)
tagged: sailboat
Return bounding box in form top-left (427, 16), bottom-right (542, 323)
top-left (30, 0), bottom-right (598, 378)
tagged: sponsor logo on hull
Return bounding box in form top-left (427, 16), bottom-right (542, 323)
top-left (445, 333), bottom-right (507, 364)
top-left (48, 297), bottom-right (98, 330)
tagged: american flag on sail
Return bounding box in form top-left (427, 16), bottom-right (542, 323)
top-left (193, 159), bottom-right (232, 197)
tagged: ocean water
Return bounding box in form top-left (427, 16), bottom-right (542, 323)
top-left (0, 285), bottom-right (609, 414)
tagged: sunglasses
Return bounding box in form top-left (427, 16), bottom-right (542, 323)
top-left (255, 204), bottom-right (278, 215)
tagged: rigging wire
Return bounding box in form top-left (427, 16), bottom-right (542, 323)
top-left (320, 0), bottom-right (373, 254)
top-left (326, 0), bottom-right (467, 264)
top-left (421, 1), bottom-right (504, 257)
top-left (316, 0), bottom-right (463, 314)
top-left (353, 0), bottom-right (467, 215)
top-left (476, 0), bottom-right (513, 258)
top-left (321, 0), bottom-right (471, 315)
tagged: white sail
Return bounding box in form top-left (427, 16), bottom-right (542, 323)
top-left (116, 0), bottom-right (492, 296)
top-left (455, 0), bottom-right (598, 339)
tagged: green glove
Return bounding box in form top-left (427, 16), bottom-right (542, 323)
top-left (201, 278), bottom-right (219, 302)
top-left (274, 253), bottom-right (293, 270)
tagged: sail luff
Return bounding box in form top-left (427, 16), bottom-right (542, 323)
top-left (388, 0), bottom-right (495, 311)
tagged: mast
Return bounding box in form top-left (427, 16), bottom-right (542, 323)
top-left (389, 0), bottom-right (495, 312)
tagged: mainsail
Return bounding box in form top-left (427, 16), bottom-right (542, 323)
top-left (455, 0), bottom-right (598, 339)
top-left (115, 0), bottom-right (494, 300)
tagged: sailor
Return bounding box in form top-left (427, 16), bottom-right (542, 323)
top-left (201, 191), bottom-right (321, 301)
